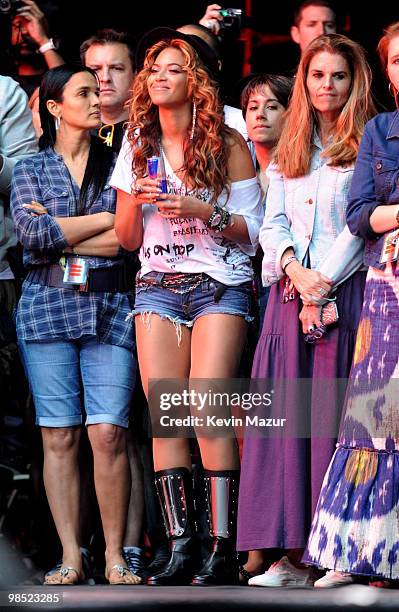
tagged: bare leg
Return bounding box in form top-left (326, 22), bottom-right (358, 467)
top-left (41, 426), bottom-right (82, 581)
top-left (123, 431), bottom-right (144, 546)
top-left (135, 314), bottom-right (192, 471)
top-left (190, 314), bottom-right (247, 469)
top-left (242, 550), bottom-right (266, 575)
top-left (87, 423), bottom-right (138, 583)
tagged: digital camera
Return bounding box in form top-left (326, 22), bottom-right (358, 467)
top-left (219, 8), bottom-right (242, 29)
top-left (0, 0), bottom-right (23, 15)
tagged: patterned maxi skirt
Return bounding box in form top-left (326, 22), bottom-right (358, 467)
top-left (303, 263), bottom-right (399, 579)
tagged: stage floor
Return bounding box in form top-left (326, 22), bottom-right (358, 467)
top-left (2, 584), bottom-right (397, 611)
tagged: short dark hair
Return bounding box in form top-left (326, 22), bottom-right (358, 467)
top-left (241, 74), bottom-right (294, 119)
top-left (293, 1), bottom-right (336, 27)
top-left (80, 28), bottom-right (135, 70)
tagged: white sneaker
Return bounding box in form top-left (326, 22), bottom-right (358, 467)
top-left (248, 556), bottom-right (314, 587)
top-left (314, 570), bottom-right (355, 588)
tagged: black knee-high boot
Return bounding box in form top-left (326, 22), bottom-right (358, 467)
top-left (191, 470), bottom-right (240, 586)
top-left (146, 467), bottom-right (199, 586)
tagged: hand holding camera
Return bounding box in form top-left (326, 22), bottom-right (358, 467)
top-left (199, 3), bottom-right (243, 36)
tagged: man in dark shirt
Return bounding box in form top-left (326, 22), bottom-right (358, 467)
top-left (80, 29), bottom-right (135, 152)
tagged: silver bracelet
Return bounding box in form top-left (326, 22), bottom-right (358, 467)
top-left (282, 255), bottom-right (297, 273)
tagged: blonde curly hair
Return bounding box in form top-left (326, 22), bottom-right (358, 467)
top-left (126, 38), bottom-right (239, 203)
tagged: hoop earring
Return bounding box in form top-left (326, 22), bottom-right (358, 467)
top-left (190, 102), bottom-right (197, 140)
top-left (55, 115), bottom-right (61, 130)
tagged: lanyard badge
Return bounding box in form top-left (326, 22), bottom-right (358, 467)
top-left (62, 256), bottom-right (89, 285)
top-left (380, 229), bottom-right (399, 264)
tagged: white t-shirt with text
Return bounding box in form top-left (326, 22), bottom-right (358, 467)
top-left (110, 137), bottom-right (263, 285)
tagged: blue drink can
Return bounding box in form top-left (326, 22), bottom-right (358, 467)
top-left (147, 156), bottom-right (159, 179)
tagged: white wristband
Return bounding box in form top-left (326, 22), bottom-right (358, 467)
top-left (39, 39), bottom-right (56, 54)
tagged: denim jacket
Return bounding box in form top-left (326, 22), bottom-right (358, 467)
top-left (260, 135), bottom-right (364, 290)
top-left (346, 111), bottom-right (399, 270)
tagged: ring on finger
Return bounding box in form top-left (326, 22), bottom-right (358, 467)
top-left (318, 287), bottom-right (327, 296)
top-left (133, 184), bottom-right (144, 195)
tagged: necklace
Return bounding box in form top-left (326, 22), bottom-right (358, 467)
top-left (159, 140), bottom-right (185, 175)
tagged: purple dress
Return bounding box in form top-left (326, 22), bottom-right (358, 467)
top-left (237, 271), bottom-right (366, 552)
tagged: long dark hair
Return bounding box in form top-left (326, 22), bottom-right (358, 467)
top-left (38, 64), bottom-right (114, 212)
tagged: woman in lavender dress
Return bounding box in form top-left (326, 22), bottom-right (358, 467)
top-left (237, 34), bottom-right (376, 587)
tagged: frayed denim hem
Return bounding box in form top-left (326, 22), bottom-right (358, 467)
top-left (127, 309), bottom-right (193, 347)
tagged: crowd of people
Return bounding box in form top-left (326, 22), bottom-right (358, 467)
top-left (0, 0), bottom-right (398, 590)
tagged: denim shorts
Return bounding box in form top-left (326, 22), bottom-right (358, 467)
top-left (19, 338), bottom-right (136, 428)
top-left (133, 272), bottom-right (254, 341)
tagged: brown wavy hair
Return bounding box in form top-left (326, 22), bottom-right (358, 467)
top-left (126, 38), bottom-right (239, 202)
top-left (276, 34), bottom-right (376, 178)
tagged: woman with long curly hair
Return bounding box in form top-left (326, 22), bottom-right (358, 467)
top-left (236, 34), bottom-right (376, 587)
top-left (111, 30), bottom-right (263, 586)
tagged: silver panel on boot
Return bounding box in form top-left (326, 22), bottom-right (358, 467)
top-left (205, 476), bottom-right (237, 539)
top-left (156, 474), bottom-right (187, 538)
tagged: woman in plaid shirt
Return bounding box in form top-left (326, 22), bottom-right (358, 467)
top-left (11, 64), bottom-right (140, 586)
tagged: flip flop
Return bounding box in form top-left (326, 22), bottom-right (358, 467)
top-left (105, 564), bottom-right (141, 585)
top-left (44, 548), bottom-right (95, 585)
top-left (44, 566), bottom-right (84, 586)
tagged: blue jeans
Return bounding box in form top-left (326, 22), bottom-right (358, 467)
top-left (19, 338), bottom-right (136, 428)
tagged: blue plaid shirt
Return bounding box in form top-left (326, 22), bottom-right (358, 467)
top-left (11, 146), bottom-right (135, 350)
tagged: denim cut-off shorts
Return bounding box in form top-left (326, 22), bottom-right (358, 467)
top-left (133, 272), bottom-right (254, 345)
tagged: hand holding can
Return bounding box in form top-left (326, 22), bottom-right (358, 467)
top-left (147, 156), bottom-right (168, 194)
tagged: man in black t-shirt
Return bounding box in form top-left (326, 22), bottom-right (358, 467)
top-left (80, 29), bottom-right (135, 152)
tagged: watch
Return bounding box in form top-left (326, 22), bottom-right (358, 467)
top-left (39, 38), bottom-right (56, 54)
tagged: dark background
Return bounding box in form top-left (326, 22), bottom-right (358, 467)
top-left (0, 1), bottom-right (398, 107)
